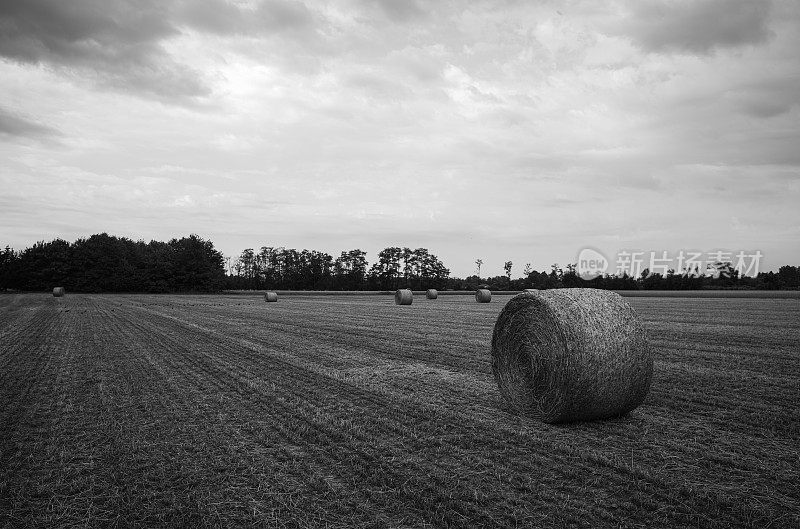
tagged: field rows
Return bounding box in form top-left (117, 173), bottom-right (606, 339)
top-left (1, 293), bottom-right (798, 527)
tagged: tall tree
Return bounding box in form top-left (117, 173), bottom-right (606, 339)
top-left (169, 234), bottom-right (225, 291)
top-left (370, 247), bottom-right (403, 290)
top-left (235, 248), bottom-right (256, 287)
top-left (0, 245), bottom-right (19, 290)
top-left (16, 239), bottom-right (71, 291)
top-left (334, 249), bottom-right (368, 290)
top-left (504, 261), bottom-right (513, 284)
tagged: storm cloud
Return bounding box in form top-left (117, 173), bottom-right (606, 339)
top-left (0, 1), bottom-right (208, 100)
top-left (621, 0), bottom-right (774, 54)
top-left (177, 0), bottom-right (315, 36)
top-left (0, 106), bottom-right (60, 140)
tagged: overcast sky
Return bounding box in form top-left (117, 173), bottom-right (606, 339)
top-left (1, 0), bottom-right (798, 277)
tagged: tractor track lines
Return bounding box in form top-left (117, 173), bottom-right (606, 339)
top-left (108, 301), bottom-right (670, 524)
top-left (2, 293), bottom-right (798, 527)
top-left (105, 296), bottom-right (797, 526)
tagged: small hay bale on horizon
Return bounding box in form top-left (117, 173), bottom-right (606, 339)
top-left (264, 292), bottom-right (278, 302)
top-left (426, 289), bottom-right (438, 299)
top-left (475, 289), bottom-right (491, 303)
top-left (491, 288), bottom-right (653, 423)
top-left (52, 287), bottom-right (65, 297)
top-left (395, 289), bottom-right (413, 305)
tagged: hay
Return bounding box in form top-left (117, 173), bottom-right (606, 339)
top-left (52, 287), bottom-right (65, 297)
top-left (395, 289), bottom-right (413, 305)
top-left (426, 289), bottom-right (438, 300)
top-left (491, 288), bottom-right (653, 423)
top-left (264, 292), bottom-right (278, 302)
top-left (475, 289), bottom-right (491, 303)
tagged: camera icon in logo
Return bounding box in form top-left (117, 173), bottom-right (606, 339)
top-left (577, 248), bottom-right (608, 280)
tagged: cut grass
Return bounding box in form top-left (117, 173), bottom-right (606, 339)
top-left (0, 293), bottom-right (798, 527)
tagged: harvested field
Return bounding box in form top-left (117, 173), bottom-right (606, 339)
top-left (1, 293), bottom-right (798, 527)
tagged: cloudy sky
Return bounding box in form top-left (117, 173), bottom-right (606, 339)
top-left (1, 0), bottom-right (798, 277)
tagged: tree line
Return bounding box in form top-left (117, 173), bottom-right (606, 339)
top-left (464, 262), bottom-right (800, 291)
top-left (1, 233), bottom-right (225, 293)
top-left (0, 236), bottom-right (452, 293)
top-left (227, 246), bottom-right (451, 291)
top-left (1, 234), bottom-right (798, 292)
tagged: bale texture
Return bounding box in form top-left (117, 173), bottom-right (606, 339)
top-left (395, 289), bottom-right (413, 305)
top-left (475, 289), bottom-right (491, 303)
top-left (491, 288), bottom-right (652, 423)
top-left (264, 292), bottom-right (278, 302)
top-left (426, 289), bottom-right (438, 300)
top-left (52, 287), bottom-right (65, 297)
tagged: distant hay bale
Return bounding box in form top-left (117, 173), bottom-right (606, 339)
top-left (395, 289), bottom-right (413, 305)
top-left (475, 289), bottom-right (491, 303)
top-left (52, 287), bottom-right (65, 297)
top-left (524, 288), bottom-right (539, 293)
top-left (426, 289), bottom-right (438, 300)
top-left (491, 288), bottom-right (653, 423)
top-left (264, 292), bottom-right (278, 302)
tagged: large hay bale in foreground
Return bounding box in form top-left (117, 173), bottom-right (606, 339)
top-left (395, 289), bottom-right (413, 305)
top-left (491, 288), bottom-right (652, 423)
top-left (264, 292), bottom-right (278, 302)
top-left (426, 289), bottom-right (438, 299)
top-left (52, 287), bottom-right (65, 297)
top-left (475, 289), bottom-right (491, 303)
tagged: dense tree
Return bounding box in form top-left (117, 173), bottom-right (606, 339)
top-left (366, 247), bottom-right (449, 290)
top-left (333, 250), bottom-right (368, 290)
top-left (69, 233), bottom-right (137, 292)
top-left (2, 236), bottom-right (797, 293)
top-left (13, 239), bottom-right (71, 291)
top-left (0, 234), bottom-right (224, 292)
top-left (235, 248), bottom-right (258, 286)
top-left (777, 265), bottom-right (800, 288)
top-left (137, 240), bottom-right (175, 293)
top-left (169, 235), bottom-right (226, 291)
top-left (229, 247), bottom-right (335, 290)
top-left (369, 247), bottom-right (403, 290)
top-left (0, 246), bottom-right (19, 289)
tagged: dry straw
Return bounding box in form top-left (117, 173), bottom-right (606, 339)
top-left (395, 289), bottom-right (413, 305)
top-left (426, 289), bottom-right (438, 300)
top-left (491, 288), bottom-right (653, 423)
top-left (264, 292), bottom-right (278, 302)
top-left (475, 289), bottom-right (492, 303)
top-left (52, 287), bottom-right (65, 297)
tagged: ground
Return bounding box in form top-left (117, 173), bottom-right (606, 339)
top-left (1, 293), bottom-right (798, 528)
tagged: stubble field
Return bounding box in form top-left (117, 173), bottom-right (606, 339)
top-left (1, 293), bottom-right (798, 528)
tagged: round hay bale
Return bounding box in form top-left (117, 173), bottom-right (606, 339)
top-left (475, 289), bottom-right (491, 303)
top-left (426, 289), bottom-right (438, 300)
top-left (52, 287), bottom-right (65, 297)
top-left (395, 289), bottom-right (413, 305)
top-left (524, 288), bottom-right (539, 293)
top-left (491, 288), bottom-right (652, 423)
top-left (264, 292), bottom-right (278, 302)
